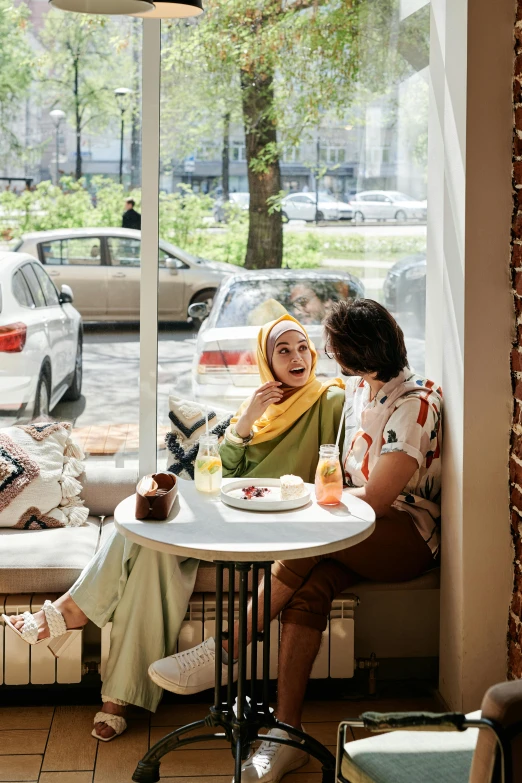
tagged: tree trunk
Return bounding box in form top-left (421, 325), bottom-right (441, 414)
top-left (130, 18), bottom-right (141, 189)
top-left (74, 58), bottom-right (82, 180)
top-left (241, 68), bottom-right (282, 269)
top-left (222, 111), bottom-right (230, 201)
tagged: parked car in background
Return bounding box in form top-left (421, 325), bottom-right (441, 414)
top-left (349, 191), bottom-right (427, 222)
top-left (0, 252), bottom-right (83, 419)
top-left (281, 191), bottom-right (353, 222)
top-left (383, 253), bottom-right (426, 329)
top-left (189, 268), bottom-right (365, 407)
top-left (213, 192), bottom-right (250, 223)
top-left (15, 228), bottom-right (232, 323)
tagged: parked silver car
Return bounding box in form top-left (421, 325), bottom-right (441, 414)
top-left (349, 191), bottom-right (427, 222)
top-left (15, 228), bottom-right (233, 323)
top-left (281, 191), bottom-right (353, 222)
top-left (213, 192), bottom-right (250, 223)
top-left (189, 268), bottom-right (365, 408)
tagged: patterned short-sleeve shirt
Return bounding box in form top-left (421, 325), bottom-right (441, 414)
top-left (342, 368), bottom-right (442, 555)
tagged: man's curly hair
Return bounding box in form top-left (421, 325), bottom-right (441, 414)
top-left (324, 299), bottom-right (409, 382)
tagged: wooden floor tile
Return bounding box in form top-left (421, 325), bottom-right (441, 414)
top-left (94, 721), bottom-right (149, 783)
top-left (0, 707), bottom-right (54, 732)
top-left (284, 776), bottom-right (322, 783)
top-left (302, 722), bottom-right (339, 747)
top-left (302, 696), bottom-right (439, 722)
top-left (0, 754), bottom-right (41, 782)
top-left (0, 729), bottom-right (48, 755)
top-left (39, 773), bottom-right (93, 783)
top-left (42, 706), bottom-right (96, 773)
top-left (156, 748), bottom-right (236, 777)
top-left (152, 703), bottom-right (209, 727)
top-left (150, 725), bottom-right (230, 751)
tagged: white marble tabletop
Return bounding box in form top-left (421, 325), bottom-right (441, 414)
top-left (114, 478), bottom-right (376, 562)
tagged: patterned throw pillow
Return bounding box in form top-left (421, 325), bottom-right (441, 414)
top-left (0, 422), bottom-right (89, 529)
top-left (165, 396), bottom-right (233, 480)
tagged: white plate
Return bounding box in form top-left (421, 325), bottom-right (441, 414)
top-left (221, 478), bottom-right (312, 512)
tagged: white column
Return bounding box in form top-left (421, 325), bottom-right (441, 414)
top-left (427, 0), bottom-right (514, 710)
top-left (139, 18), bottom-right (160, 476)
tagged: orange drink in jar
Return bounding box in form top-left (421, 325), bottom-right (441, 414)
top-left (315, 444), bottom-right (343, 505)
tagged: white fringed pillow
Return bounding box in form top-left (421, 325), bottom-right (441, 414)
top-left (0, 421), bottom-right (89, 529)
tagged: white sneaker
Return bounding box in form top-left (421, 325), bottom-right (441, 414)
top-left (148, 637), bottom-right (238, 695)
top-left (234, 728), bottom-right (309, 783)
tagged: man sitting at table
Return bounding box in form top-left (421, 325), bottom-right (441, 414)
top-left (150, 299), bottom-right (442, 783)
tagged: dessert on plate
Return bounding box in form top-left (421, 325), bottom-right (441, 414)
top-left (280, 474), bottom-right (306, 501)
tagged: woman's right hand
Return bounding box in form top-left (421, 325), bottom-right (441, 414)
top-left (235, 381), bottom-right (283, 438)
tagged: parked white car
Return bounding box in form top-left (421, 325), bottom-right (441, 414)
top-left (213, 192), bottom-right (250, 222)
top-left (0, 252), bottom-right (83, 419)
top-left (349, 191), bottom-right (427, 222)
top-left (281, 191), bottom-right (353, 222)
top-left (189, 269), bottom-right (365, 408)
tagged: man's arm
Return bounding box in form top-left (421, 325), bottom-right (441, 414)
top-left (347, 451), bottom-right (418, 518)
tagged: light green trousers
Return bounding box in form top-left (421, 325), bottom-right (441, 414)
top-left (70, 529), bottom-right (199, 712)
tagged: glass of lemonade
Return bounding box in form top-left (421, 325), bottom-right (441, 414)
top-left (194, 434), bottom-right (222, 494)
top-left (315, 444), bottom-right (343, 505)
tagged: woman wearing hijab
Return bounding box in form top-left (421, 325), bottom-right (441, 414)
top-left (220, 313), bottom-right (345, 480)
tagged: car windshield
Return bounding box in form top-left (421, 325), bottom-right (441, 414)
top-left (215, 277), bottom-right (358, 327)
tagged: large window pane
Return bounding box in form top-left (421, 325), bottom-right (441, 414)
top-left (0, 8), bottom-right (143, 470)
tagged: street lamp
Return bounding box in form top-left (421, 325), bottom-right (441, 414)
top-left (49, 109), bottom-right (66, 186)
top-left (114, 87), bottom-right (133, 185)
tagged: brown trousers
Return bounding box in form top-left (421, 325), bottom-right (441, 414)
top-left (272, 506), bottom-right (434, 632)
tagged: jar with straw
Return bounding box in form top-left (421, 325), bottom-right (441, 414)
top-left (194, 408), bottom-right (222, 494)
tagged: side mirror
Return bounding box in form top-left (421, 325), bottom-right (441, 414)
top-left (59, 284), bottom-right (74, 305)
top-left (166, 258), bottom-right (179, 275)
top-left (188, 302), bottom-right (209, 321)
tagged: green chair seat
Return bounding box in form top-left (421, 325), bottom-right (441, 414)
top-left (341, 726), bottom-right (480, 783)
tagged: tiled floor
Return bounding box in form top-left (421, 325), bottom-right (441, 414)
top-left (0, 694), bottom-right (441, 782)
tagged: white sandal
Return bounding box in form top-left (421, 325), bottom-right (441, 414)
top-left (1, 600), bottom-right (80, 658)
top-left (92, 696), bottom-right (128, 742)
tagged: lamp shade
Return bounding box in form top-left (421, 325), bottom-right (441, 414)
top-left (132, 0), bottom-right (203, 17)
top-left (50, 0), bottom-right (154, 14)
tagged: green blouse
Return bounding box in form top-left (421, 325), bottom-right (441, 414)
top-left (219, 386), bottom-right (345, 483)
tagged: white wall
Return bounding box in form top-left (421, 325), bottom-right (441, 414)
top-left (426, 0), bottom-right (514, 711)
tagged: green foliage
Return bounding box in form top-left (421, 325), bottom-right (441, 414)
top-left (0, 0), bottom-right (33, 164)
top-left (322, 234), bottom-right (425, 259)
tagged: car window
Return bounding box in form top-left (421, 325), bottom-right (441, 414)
top-left (32, 264), bottom-right (60, 307)
top-left (12, 269), bottom-right (34, 308)
top-left (21, 263), bottom-right (47, 308)
top-left (108, 237), bottom-right (141, 267)
top-left (216, 278), bottom-right (359, 327)
top-left (40, 237), bottom-right (102, 265)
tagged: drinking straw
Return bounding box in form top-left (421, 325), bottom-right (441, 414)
top-left (205, 405), bottom-right (209, 439)
top-left (335, 402), bottom-right (345, 451)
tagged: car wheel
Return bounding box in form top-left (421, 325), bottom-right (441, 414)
top-left (281, 212), bottom-right (289, 224)
top-left (62, 331), bottom-right (83, 402)
top-left (395, 210), bottom-right (407, 222)
top-left (34, 369), bottom-right (51, 418)
top-left (354, 211), bottom-right (364, 222)
top-left (189, 288), bottom-right (216, 328)
top-left (315, 210), bottom-right (324, 222)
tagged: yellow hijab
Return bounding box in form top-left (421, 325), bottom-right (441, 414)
top-left (231, 314), bottom-right (344, 445)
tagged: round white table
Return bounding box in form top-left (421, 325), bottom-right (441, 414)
top-left (115, 479), bottom-right (375, 783)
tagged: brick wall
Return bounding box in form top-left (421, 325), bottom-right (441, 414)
top-left (509, 3), bottom-right (522, 680)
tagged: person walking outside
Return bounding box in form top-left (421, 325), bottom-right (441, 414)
top-left (122, 198), bottom-right (141, 229)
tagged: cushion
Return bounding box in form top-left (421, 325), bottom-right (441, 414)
top-left (341, 724), bottom-right (479, 783)
top-left (165, 396), bottom-right (233, 479)
top-left (0, 422), bottom-right (88, 529)
top-left (80, 465), bottom-right (138, 517)
top-left (0, 516), bottom-right (102, 593)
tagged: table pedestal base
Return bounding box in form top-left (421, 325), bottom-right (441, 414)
top-left (132, 561), bottom-right (336, 783)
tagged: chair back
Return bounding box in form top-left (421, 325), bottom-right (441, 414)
top-left (469, 680), bottom-right (522, 783)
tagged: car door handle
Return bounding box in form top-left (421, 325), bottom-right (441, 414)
top-left (112, 272), bottom-right (126, 278)
top-left (48, 270), bottom-right (60, 276)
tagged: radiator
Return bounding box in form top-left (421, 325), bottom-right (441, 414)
top-left (0, 594), bottom-right (83, 685)
top-left (102, 594), bottom-right (357, 681)
top-left (1, 593), bottom-right (356, 686)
